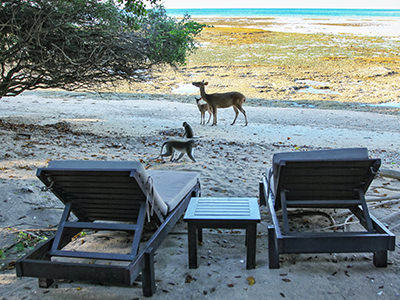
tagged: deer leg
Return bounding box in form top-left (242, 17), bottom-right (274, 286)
top-left (169, 149), bottom-right (175, 161)
top-left (231, 106), bottom-right (239, 125)
top-left (206, 111), bottom-right (212, 124)
top-left (237, 105), bottom-right (248, 126)
top-left (200, 112), bottom-right (204, 125)
top-left (211, 107), bottom-right (217, 126)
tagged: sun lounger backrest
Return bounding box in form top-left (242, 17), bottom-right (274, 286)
top-left (271, 148), bottom-right (380, 209)
top-left (37, 161), bottom-right (149, 222)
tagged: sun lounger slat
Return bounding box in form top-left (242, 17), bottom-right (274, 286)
top-left (58, 187), bottom-right (143, 194)
top-left (49, 250), bottom-right (134, 261)
top-left (286, 199), bottom-right (361, 207)
top-left (64, 221), bottom-right (138, 231)
top-left (62, 194), bottom-right (145, 201)
top-left (285, 190), bottom-right (358, 200)
top-left (48, 175), bottom-right (135, 183)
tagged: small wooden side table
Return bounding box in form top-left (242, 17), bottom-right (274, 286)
top-left (183, 197), bottom-right (261, 269)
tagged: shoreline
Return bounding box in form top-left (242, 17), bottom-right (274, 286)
top-left (192, 15), bottom-right (400, 37)
top-left (16, 89), bottom-right (400, 115)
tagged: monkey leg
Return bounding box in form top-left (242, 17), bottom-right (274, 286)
top-left (187, 151), bottom-right (197, 162)
top-left (160, 152), bottom-right (169, 161)
top-left (231, 106), bottom-right (239, 125)
top-left (169, 149), bottom-right (175, 161)
top-left (174, 152), bottom-right (185, 162)
top-left (160, 145), bottom-right (172, 161)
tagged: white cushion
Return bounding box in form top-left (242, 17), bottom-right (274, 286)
top-left (147, 170), bottom-right (199, 215)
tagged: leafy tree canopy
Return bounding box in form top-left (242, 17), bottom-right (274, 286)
top-left (0, 0), bottom-right (205, 98)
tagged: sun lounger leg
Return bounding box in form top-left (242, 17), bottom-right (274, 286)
top-left (39, 278), bottom-right (54, 288)
top-left (268, 225), bottom-right (280, 269)
top-left (142, 248), bottom-right (156, 297)
top-left (373, 250), bottom-right (388, 268)
top-left (259, 180), bottom-right (266, 206)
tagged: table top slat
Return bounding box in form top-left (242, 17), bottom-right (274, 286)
top-left (184, 197), bottom-right (261, 221)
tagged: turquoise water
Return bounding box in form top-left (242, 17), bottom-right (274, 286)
top-left (166, 8), bottom-right (400, 18)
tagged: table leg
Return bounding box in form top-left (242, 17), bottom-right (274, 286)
top-left (246, 223), bottom-right (257, 269)
top-left (188, 222), bottom-right (198, 269)
top-left (197, 227), bottom-right (203, 244)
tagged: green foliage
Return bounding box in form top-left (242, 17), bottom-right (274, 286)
top-left (0, 0), bottom-right (204, 97)
top-left (140, 6), bottom-right (206, 65)
top-left (117, 0), bottom-right (160, 29)
top-left (0, 249), bottom-right (5, 259)
top-left (14, 231), bottom-right (48, 252)
top-left (15, 242), bottom-right (25, 252)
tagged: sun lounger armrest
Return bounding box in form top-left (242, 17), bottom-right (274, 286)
top-left (260, 168), bottom-right (275, 207)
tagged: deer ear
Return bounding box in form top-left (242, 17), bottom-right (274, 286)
top-left (204, 82), bottom-right (208, 85)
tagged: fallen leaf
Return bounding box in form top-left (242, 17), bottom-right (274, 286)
top-left (247, 276), bottom-right (255, 286)
top-left (282, 278), bottom-right (291, 283)
top-left (185, 274), bottom-right (194, 283)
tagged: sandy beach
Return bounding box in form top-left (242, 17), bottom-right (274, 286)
top-left (0, 91), bottom-right (400, 300)
top-left (0, 14), bottom-right (400, 300)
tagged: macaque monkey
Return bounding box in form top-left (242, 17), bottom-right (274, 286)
top-left (182, 121), bottom-right (194, 138)
top-left (160, 139), bottom-right (196, 162)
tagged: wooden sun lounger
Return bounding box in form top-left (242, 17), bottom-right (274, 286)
top-left (16, 161), bottom-right (200, 297)
top-left (259, 148), bottom-right (395, 269)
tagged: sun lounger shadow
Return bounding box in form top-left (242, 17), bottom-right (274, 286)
top-left (259, 148), bottom-right (395, 268)
top-left (16, 160), bottom-right (200, 297)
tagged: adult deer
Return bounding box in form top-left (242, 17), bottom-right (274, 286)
top-left (195, 97), bottom-right (212, 125)
top-left (192, 81), bottom-right (248, 126)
